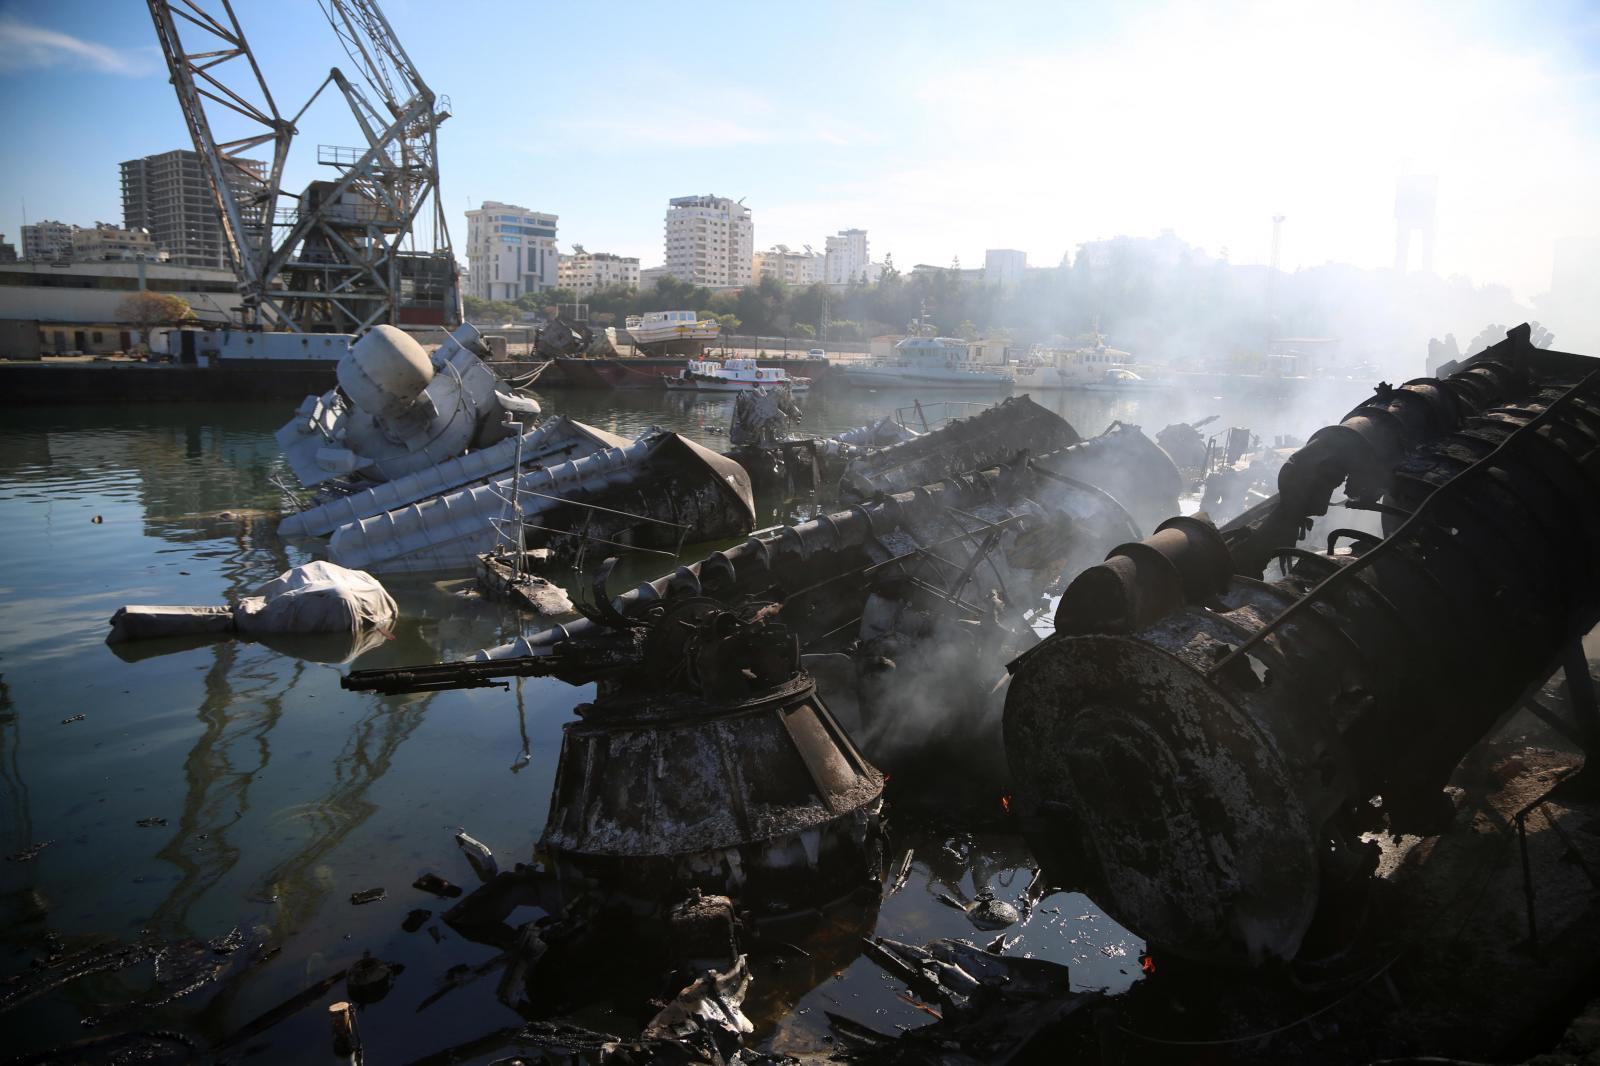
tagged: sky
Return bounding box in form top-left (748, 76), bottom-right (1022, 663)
top-left (1, 0), bottom-right (1597, 300)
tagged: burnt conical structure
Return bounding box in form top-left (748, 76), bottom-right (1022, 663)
top-left (538, 600), bottom-right (886, 913)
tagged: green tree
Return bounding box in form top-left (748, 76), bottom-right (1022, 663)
top-left (539, 288), bottom-right (580, 312)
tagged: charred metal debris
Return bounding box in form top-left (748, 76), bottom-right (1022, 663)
top-left (322, 326), bottom-right (1600, 1062)
top-left (1006, 324), bottom-right (1600, 964)
top-left (348, 413), bottom-right (1183, 794)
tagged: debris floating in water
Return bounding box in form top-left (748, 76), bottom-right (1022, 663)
top-left (413, 872), bottom-right (463, 899)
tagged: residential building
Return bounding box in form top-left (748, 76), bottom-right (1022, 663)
top-left (557, 248), bottom-right (640, 296)
top-left (638, 265), bottom-right (671, 292)
top-left (120, 149), bottom-right (266, 269)
top-left (754, 244), bottom-right (824, 286)
top-left (464, 201), bottom-right (559, 301)
top-left (824, 228), bottom-right (871, 286)
top-left (0, 235), bottom-right (15, 263)
top-left (22, 220), bottom-right (75, 261)
top-left (664, 194), bottom-right (753, 289)
top-left (984, 249), bottom-right (1027, 289)
top-left (72, 223), bottom-right (165, 262)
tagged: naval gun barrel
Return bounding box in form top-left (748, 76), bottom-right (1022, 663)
top-left (342, 640), bottom-right (634, 694)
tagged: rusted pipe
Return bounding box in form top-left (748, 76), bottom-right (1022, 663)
top-left (1005, 352), bottom-right (1600, 964)
top-left (1054, 515), bottom-right (1232, 635)
top-left (1226, 325), bottom-right (1537, 576)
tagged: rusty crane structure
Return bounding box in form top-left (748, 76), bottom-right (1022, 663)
top-left (147, 0), bottom-right (460, 333)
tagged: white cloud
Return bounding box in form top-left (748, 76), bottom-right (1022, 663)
top-left (0, 13), bottom-right (153, 76)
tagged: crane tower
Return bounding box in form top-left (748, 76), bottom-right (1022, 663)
top-left (147, 0), bottom-right (460, 333)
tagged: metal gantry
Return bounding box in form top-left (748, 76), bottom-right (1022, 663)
top-left (147, 0), bottom-right (460, 333)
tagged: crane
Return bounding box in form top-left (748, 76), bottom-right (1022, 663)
top-left (147, 0), bottom-right (460, 334)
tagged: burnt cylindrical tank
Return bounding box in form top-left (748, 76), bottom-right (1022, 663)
top-left (1032, 420), bottom-right (1184, 534)
top-left (1004, 362), bottom-right (1600, 964)
top-left (538, 603), bottom-right (886, 915)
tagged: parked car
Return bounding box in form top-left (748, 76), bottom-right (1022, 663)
top-left (807, 348), bottom-right (827, 359)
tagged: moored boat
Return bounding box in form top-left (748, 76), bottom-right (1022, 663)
top-left (624, 310), bottom-right (720, 355)
top-left (1009, 339), bottom-right (1160, 390)
top-left (840, 336), bottom-right (1012, 389)
top-left (664, 357), bottom-right (811, 393)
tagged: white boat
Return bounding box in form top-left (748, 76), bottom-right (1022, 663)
top-left (664, 357), bottom-right (811, 393)
top-left (624, 310), bottom-right (721, 354)
top-left (840, 336), bottom-right (1013, 389)
top-left (1010, 341), bottom-right (1161, 390)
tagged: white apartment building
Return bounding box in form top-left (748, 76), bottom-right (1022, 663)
top-left (465, 201), bottom-right (559, 302)
top-left (754, 244), bottom-right (824, 286)
top-left (637, 265), bottom-right (671, 292)
top-left (984, 249), bottom-right (1027, 289)
top-left (824, 228), bottom-right (871, 286)
top-left (664, 194), bottom-right (753, 289)
top-left (21, 220), bottom-right (76, 261)
top-left (557, 249), bottom-right (641, 295)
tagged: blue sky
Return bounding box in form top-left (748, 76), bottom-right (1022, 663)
top-left (2, 0), bottom-right (1598, 298)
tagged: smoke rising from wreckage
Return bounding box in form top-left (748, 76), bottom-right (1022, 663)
top-left (329, 326), bottom-right (1600, 1062)
top-left (10, 325), bottom-right (1600, 1063)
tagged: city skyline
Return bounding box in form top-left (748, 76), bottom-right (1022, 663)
top-left (0, 1), bottom-right (1597, 301)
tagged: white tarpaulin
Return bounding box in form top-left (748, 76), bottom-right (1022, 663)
top-left (108, 562), bottom-right (396, 643)
top-left (233, 561), bottom-right (397, 636)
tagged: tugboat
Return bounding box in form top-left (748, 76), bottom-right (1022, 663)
top-left (664, 357), bottom-right (811, 393)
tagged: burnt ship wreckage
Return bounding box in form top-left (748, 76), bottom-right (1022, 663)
top-left (342, 326), bottom-right (1600, 1061)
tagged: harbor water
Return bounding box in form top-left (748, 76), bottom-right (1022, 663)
top-left (0, 376), bottom-right (1372, 1060)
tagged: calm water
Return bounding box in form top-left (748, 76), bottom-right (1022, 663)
top-left (0, 376), bottom-right (1371, 1060)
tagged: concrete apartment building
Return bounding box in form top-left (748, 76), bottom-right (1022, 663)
top-left (464, 201), bottom-right (559, 302)
top-left (557, 249), bottom-right (640, 296)
top-left (984, 249), bottom-right (1027, 289)
top-left (0, 235), bottom-right (15, 262)
top-left (754, 244), bottom-right (824, 286)
top-left (72, 224), bottom-right (165, 262)
top-left (824, 228), bottom-right (871, 286)
top-left (664, 194), bottom-right (753, 289)
top-left (21, 220), bottom-right (76, 261)
top-left (120, 150), bottom-right (266, 269)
